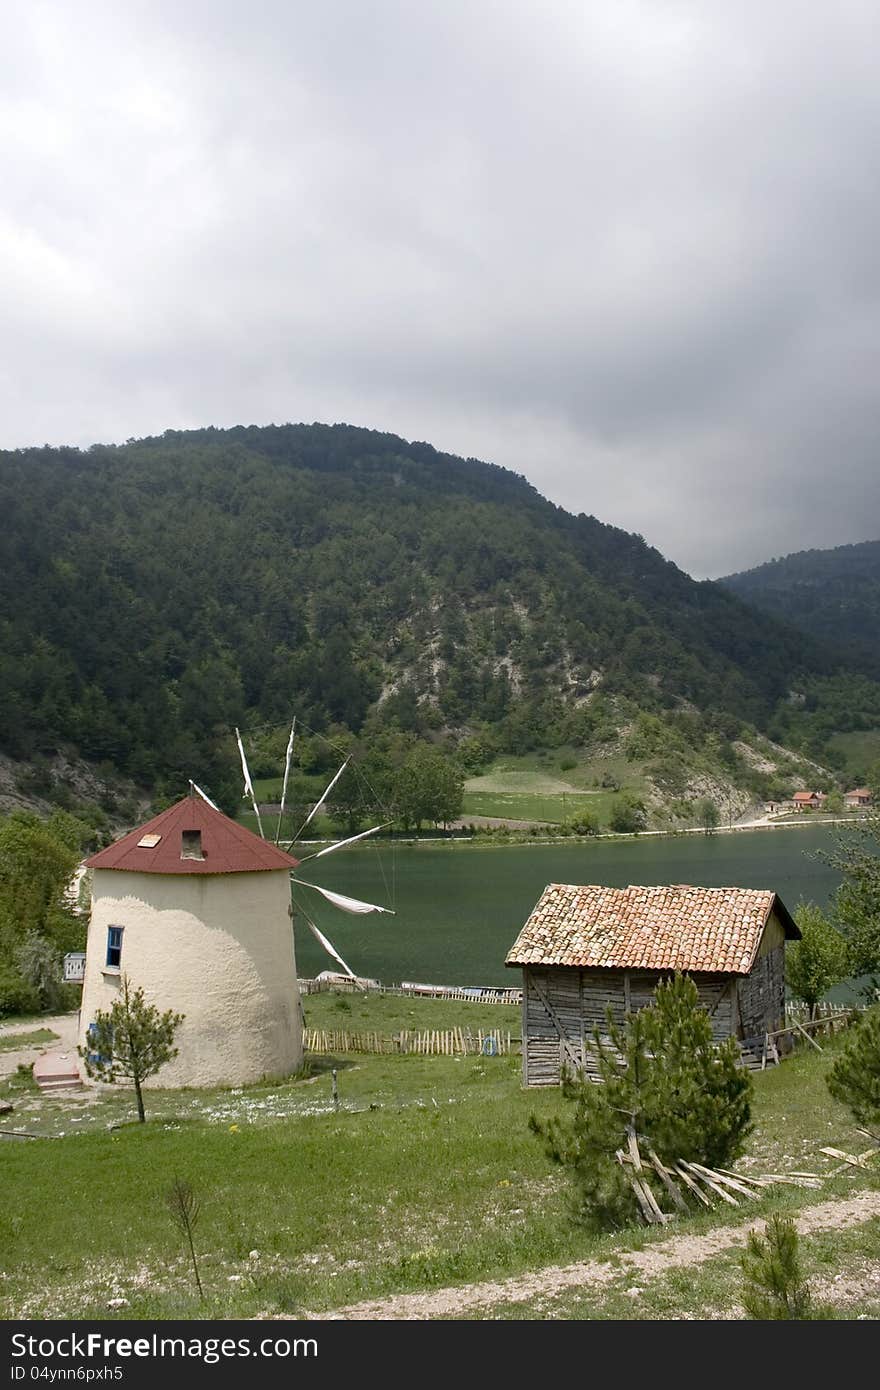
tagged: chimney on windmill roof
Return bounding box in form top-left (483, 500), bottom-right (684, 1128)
top-left (181, 829), bottom-right (204, 860)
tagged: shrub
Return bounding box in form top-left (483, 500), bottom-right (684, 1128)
top-left (0, 965), bottom-right (40, 1019)
top-left (568, 810), bottom-right (599, 836)
top-left (608, 792), bottom-right (647, 834)
top-left (14, 933), bottom-right (64, 1012)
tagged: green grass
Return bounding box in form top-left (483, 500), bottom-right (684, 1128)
top-left (456, 1218), bottom-right (880, 1319)
top-left (464, 752), bottom-right (648, 826)
top-left (0, 1028), bottom-right (58, 1054)
top-left (463, 790), bottom-right (620, 825)
top-left (0, 1009), bottom-right (873, 1320)
top-left (302, 989), bottom-right (520, 1037)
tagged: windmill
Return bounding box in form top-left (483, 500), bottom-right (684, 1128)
top-left (231, 719), bottom-right (395, 983)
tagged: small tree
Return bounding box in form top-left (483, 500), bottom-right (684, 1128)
top-left (166, 1177), bottom-right (204, 1300)
top-left (697, 798), bottom-right (720, 835)
top-left (818, 812), bottom-right (880, 985)
top-left (530, 974), bottom-right (752, 1227)
top-left (786, 901), bottom-right (849, 1018)
top-left (826, 1004), bottom-right (880, 1143)
top-left (14, 933), bottom-right (64, 1012)
top-left (740, 1215), bottom-right (813, 1320)
top-left (79, 975), bottom-right (184, 1122)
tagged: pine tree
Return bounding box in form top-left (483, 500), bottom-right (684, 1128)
top-left (740, 1215), bottom-right (813, 1319)
top-left (79, 974), bottom-right (183, 1122)
top-left (530, 973), bottom-right (752, 1227)
top-left (826, 1004), bottom-right (880, 1141)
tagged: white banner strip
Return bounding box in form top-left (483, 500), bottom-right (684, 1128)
top-left (275, 717), bottom-right (296, 845)
top-left (298, 823), bottom-right (391, 863)
top-left (299, 756), bottom-right (351, 834)
top-left (235, 727), bottom-right (263, 839)
top-left (305, 918), bottom-right (357, 978)
top-left (189, 780), bottom-right (220, 811)
top-left (293, 879), bottom-right (395, 915)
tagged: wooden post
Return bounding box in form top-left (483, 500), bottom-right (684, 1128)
top-left (331, 1068), bottom-right (339, 1112)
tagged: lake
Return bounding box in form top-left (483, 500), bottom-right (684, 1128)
top-left (292, 825), bottom-right (847, 986)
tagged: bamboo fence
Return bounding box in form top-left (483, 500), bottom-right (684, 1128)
top-left (303, 1027), bottom-right (514, 1057)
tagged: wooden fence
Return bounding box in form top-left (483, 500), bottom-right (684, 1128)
top-left (784, 1000), bottom-right (858, 1026)
top-left (299, 977), bottom-right (522, 1005)
top-left (303, 1027), bottom-right (514, 1057)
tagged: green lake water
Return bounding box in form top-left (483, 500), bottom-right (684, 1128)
top-left (292, 826), bottom-right (845, 986)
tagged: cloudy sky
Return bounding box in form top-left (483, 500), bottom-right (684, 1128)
top-left (3, 2), bottom-right (879, 577)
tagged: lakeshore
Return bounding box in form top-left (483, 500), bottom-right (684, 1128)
top-left (293, 821), bottom-right (849, 986)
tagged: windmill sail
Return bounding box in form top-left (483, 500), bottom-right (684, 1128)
top-left (295, 822), bottom-right (391, 861)
top-left (233, 722), bottom-right (394, 983)
top-left (189, 779), bottom-right (220, 811)
top-left (305, 916), bottom-right (357, 978)
top-left (274, 717), bottom-right (296, 845)
top-left (296, 756), bottom-right (351, 838)
top-left (293, 880), bottom-right (395, 915)
top-left (235, 726), bottom-right (264, 839)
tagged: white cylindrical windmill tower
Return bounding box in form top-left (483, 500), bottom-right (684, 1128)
top-left (79, 790), bottom-right (302, 1087)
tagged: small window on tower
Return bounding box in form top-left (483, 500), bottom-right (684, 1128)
top-left (181, 829), bottom-right (204, 860)
top-left (106, 926), bottom-right (123, 969)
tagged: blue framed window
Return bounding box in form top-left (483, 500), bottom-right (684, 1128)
top-left (106, 926), bottom-right (123, 969)
top-left (87, 1021), bottom-right (112, 1065)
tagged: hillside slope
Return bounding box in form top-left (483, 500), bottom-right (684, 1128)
top-left (721, 539), bottom-right (880, 676)
top-left (0, 423), bottom-right (872, 805)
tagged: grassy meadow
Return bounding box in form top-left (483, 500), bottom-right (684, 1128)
top-left (463, 751), bottom-right (647, 826)
top-left (0, 997), bottom-right (876, 1321)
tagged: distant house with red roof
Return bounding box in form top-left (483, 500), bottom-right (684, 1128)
top-left (844, 788), bottom-right (873, 808)
top-left (79, 790), bottom-right (303, 1088)
top-left (791, 790), bottom-right (826, 811)
top-left (506, 883), bottom-right (800, 1086)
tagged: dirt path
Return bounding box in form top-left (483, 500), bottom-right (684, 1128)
top-left (308, 1191), bottom-right (880, 1320)
top-left (0, 1012), bottom-right (79, 1080)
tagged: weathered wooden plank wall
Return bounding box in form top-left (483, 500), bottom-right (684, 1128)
top-left (522, 966), bottom-right (737, 1085)
top-left (736, 945), bottom-right (786, 1045)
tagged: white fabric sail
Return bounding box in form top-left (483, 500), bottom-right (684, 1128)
top-left (305, 918), bottom-right (357, 978)
top-left (275, 717), bottom-right (296, 843)
top-left (298, 823), bottom-right (390, 862)
top-left (235, 726), bottom-right (264, 839)
top-left (189, 780), bottom-right (220, 811)
top-left (298, 756), bottom-right (350, 835)
top-left (293, 880), bottom-right (395, 915)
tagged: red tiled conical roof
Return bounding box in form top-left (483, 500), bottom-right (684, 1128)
top-left (85, 794), bottom-right (299, 875)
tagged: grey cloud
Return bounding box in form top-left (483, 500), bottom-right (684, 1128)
top-left (2, 1), bottom-right (880, 576)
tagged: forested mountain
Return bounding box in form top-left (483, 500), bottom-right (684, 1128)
top-left (1, 423), bottom-right (876, 806)
top-left (721, 540), bottom-right (880, 677)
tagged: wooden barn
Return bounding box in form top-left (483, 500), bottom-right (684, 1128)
top-left (505, 883), bottom-right (801, 1086)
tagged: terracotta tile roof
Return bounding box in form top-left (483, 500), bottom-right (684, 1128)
top-left (85, 794), bottom-right (299, 875)
top-left (505, 884), bottom-right (799, 976)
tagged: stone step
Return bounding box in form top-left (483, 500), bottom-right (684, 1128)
top-left (33, 1051), bottom-right (83, 1090)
